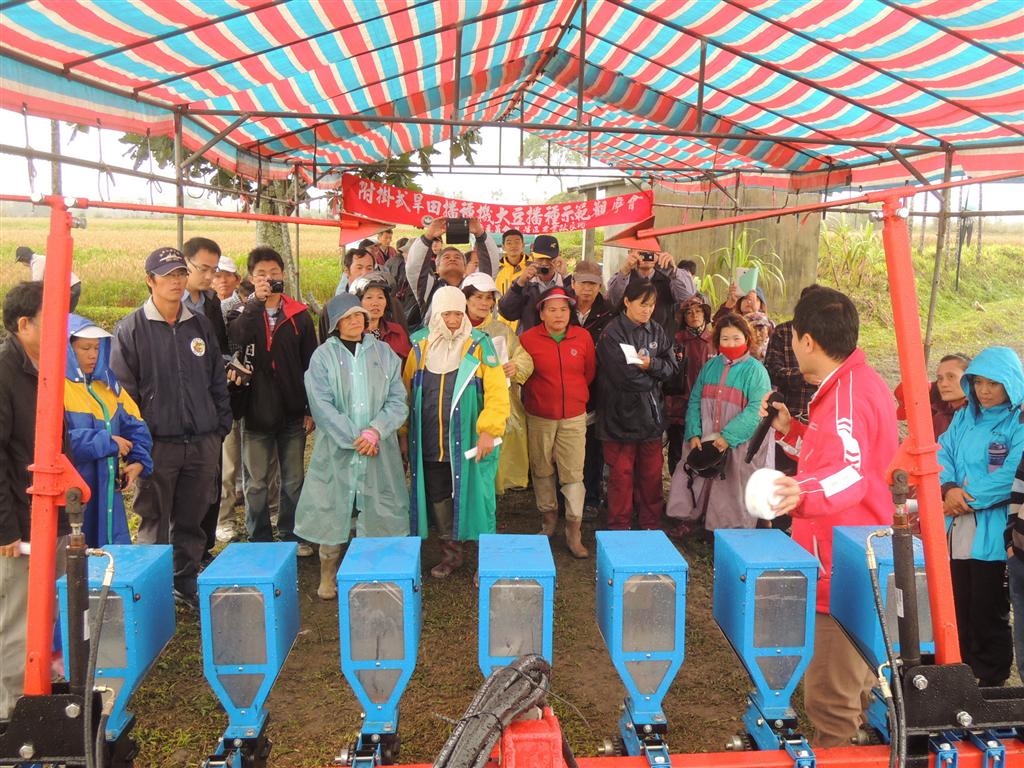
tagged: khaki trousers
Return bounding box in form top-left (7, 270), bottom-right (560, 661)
top-left (0, 538), bottom-right (67, 720)
top-left (804, 613), bottom-right (877, 748)
top-left (527, 413), bottom-right (587, 521)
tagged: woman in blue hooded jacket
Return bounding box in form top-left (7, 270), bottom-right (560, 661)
top-left (938, 345), bottom-right (1024, 687)
top-left (64, 315), bottom-right (153, 547)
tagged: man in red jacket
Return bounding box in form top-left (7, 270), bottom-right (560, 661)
top-left (520, 287), bottom-right (596, 558)
top-left (764, 286), bottom-right (898, 748)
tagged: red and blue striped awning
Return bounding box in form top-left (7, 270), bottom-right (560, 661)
top-left (1, 0), bottom-right (1022, 190)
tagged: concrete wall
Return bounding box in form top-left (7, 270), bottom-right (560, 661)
top-left (597, 182), bottom-right (821, 317)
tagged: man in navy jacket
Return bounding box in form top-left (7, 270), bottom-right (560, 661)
top-left (111, 247), bottom-right (232, 609)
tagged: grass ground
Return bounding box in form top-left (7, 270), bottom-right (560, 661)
top-left (0, 216), bottom-right (1021, 766)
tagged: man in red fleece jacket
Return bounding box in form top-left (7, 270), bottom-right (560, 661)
top-left (520, 286), bottom-right (596, 558)
top-left (763, 286), bottom-right (898, 748)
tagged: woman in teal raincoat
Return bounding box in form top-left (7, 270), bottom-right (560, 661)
top-left (295, 293), bottom-right (409, 600)
top-left (403, 286), bottom-right (510, 578)
top-left (938, 345), bottom-right (1024, 686)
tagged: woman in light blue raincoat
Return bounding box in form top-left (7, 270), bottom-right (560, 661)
top-left (294, 293), bottom-right (409, 600)
top-left (938, 345), bottom-right (1024, 686)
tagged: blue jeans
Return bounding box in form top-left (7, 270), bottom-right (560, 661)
top-left (242, 418), bottom-right (306, 542)
top-left (1008, 555), bottom-right (1024, 673)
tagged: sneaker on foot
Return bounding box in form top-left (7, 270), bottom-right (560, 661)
top-left (215, 524), bottom-right (236, 543)
top-left (296, 542), bottom-right (314, 557)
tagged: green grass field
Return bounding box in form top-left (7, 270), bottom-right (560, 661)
top-left (2, 215), bottom-right (1020, 364)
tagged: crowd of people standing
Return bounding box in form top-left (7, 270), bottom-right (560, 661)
top-left (2, 216), bottom-right (1023, 751)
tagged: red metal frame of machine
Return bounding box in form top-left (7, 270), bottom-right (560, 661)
top-left (3, 173), bottom-right (1022, 767)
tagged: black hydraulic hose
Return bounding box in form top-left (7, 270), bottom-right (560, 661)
top-left (95, 713), bottom-right (109, 768)
top-left (84, 551), bottom-right (115, 768)
top-left (433, 655), bottom-right (551, 768)
top-left (867, 531), bottom-right (905, 768)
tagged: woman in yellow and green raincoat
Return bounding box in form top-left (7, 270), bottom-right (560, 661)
top-left (403, 286), bottom-right (509, 578)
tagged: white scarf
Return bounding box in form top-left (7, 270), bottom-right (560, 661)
top-left (425, 286), bottom-right (473, 374)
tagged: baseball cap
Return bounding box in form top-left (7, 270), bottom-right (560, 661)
top-left (145, 247), bottom-right (188, 276)
top-left (535, 285), bottom-right (576, 311)
top-left (215, 256), bottom-right (238, 274)
top-left (502, 228), bottom-right (524, 243)
top-left (325, 293), bottom-right (370, 330)
top-left (531, 234), bottom-right (559, 259)
top-left (572, 260), bottom-right (602, 285)
top-left (461, 272), bottom-right (500, 296)
top-left (15, 246), bottom-right (34, 264)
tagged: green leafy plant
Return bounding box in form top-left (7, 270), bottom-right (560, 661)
top-left (698, 228), bottom-right (786, 307)
top-left (820, 216), bottom-right (884, 292)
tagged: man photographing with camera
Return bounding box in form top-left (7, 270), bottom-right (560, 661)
top-left (406, 216), bottom-right (500, 325)
top-left (498, 234), bottom-right (569, 334)
top-left (607, 248), bottom-right (695, 337)
top-left (226, 247), bottom-right (317, 554)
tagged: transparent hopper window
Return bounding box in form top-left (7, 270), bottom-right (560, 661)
top-left (885, 568), bottom-right (934, 647)
top-left (89, 590), bottom-right (127, 669)
top-left (753, 571), bottom-right (808, 649)
top-left (210, 587), bottom-right (268, 666)
top-left (622, 574), bottom-right (676, 653)
top-left (489, 579), bottom-right (543, 658)
top-left (348, 582), bottom-right (405, 662)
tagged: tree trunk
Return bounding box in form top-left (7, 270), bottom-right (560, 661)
top-left (256, 179), bottom-right (299, 295)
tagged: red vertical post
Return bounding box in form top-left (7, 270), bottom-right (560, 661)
top-left (22, 196), bottom-right (75, 695)
top-left (879, 197), bottom-right (961, 665)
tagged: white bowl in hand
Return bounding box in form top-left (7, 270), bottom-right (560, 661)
top-left (745, 468), bottom-right (784, 520)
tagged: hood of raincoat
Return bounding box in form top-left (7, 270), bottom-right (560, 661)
top-left (65, 314), bottom-right (119, 392)
top-left (425, 286), bottom-right (473, 373)
top-left (961, 346), bottom-right (1024, 414)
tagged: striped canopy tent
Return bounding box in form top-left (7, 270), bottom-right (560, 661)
top-left (1, 0), bottom-right (1023, 191)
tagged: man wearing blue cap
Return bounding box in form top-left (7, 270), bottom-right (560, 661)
top-left (110, 247), bottom-right (233, 610)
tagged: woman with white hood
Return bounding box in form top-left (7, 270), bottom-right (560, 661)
top-left (403, 286), bottom-right (510, 578)
top-left (462, 271), bottom-right (534, 493)
top-left (295, 293), bottom-right (409, 600)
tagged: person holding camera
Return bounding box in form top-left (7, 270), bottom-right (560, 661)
top-left (498, 234), bottom-right (570, 334)
top-left (406, 217), bottom-right (500, 326)
top-left (226, 247), bottom-right (318, 554)
top-left (607, 248), bottom-right (696, 338)
top-left (110, 248), bottom-right (233, 609)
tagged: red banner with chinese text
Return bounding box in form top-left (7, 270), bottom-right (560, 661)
top-left (340, 174), bottom-right (653, 234)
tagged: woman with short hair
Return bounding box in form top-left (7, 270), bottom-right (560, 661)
top-left (665, 313), bottom-right (772, 538)
top-left (595, 280), bottom-right (679, 530)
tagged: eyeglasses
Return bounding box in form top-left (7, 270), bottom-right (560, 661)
top-left (187, 259), bottom-right (216, 276)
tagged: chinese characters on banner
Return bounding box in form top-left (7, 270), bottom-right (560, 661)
top-left (340, 174), bottom-right (653, 234)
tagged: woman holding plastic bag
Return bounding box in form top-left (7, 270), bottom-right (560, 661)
top-left (665, 313), bottom-right (772, 539)
top-left (295, 293), bottom-right (409, 600)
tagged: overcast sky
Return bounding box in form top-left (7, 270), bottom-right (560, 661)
top-left (1, 111), bottom-right (1020, 218)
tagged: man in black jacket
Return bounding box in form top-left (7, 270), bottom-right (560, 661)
top-left (111, 248), bottom-right (232, 609)
top-left (182, 237), bottom-right (229, 353)
top-left (227, 247), bottom-right (317, 554)
top-left (571, 261), bottom-right (614, 515)
top-left (182, 237), bottom-right (231, 558)
top-left (0, 282), bottom-right (71, 717)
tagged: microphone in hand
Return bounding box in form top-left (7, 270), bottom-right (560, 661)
top-left (745, 391), bottom-right (785, 464)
